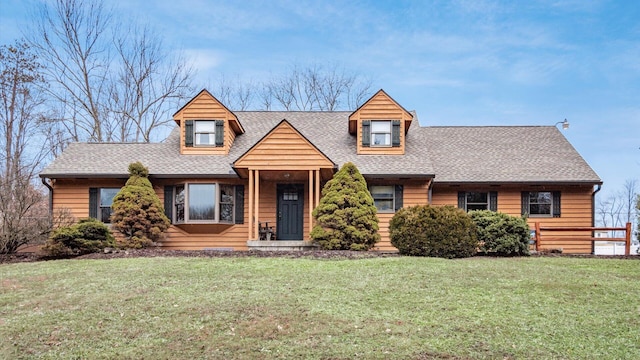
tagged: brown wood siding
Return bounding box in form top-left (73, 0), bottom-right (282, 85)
top-left (350, 91), bottom-right (412, 155)
top-left (234, 121), bottom-right (334, 170)
top-left (431, 184), bottom-right (595, 254)
top-left (174, 92), bottom-right (237, 155)
top-left (371, 181), bottom-right (430, 252)
top-left (52, 179), bottom-right (127, 220)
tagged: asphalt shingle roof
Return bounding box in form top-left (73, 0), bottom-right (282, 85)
top-left (40, 112), bottom-right (601, 184)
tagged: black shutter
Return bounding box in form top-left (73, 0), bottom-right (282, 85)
top-left (552, 191), bottom-right (561, 218)
top-left (458, 192), bottom-right (466, 210)
top-left (164, 186), bottom-right (173, 224)
top-left (362, 120), bottom-right (371, 146)
top-left (215, 120), bottom-right (224, 147)
top-left (394, 185), bottom-right (403, 211)
top-left (392, 120), bottom-right (401, 147)
top-left (521, 192), bottom-right (529, 216)
top-left (89, 188), bottom-right (98, 219)
top-left (489, 192), bottom-right (498, 211)
top-left (185, 120), bottom-right (194, 147)
top-left (235, 185), bottom-right (245, 224)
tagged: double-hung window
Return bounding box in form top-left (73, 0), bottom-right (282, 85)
top-left (167, 183), bottom-right (244, 224)
top-left (458, 191), bottom-right (498, 212)
top-left (369, 185), bottom-right (403, 213)
top-left (522, 191), bottom-right (560, 217)
top-left (194, 121), bottom-right (216, 146)
top-left (371, 121), bottom-right (391, 146)
top-left (89, 188), bottom-right (120, 223)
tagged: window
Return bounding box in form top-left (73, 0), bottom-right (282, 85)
top-left (361, 120), bottom-right (401, 147)
top-left (522, 191), bottom-right (560, 217)
top-left (458, 191), bottom-right (497, 212)
top-left (371, 121), bottom-right (391, 146)
top-left (89, 187), bottom-right (120, 223)
top-left (168, 183), bottom-right (243, 224)
top-left (188, 184), bottom-right (216, 221)
top-left (195, 120), bottom-right (216, 146)
top-left (184, 120), bottom-right (224, 147)
top-left (370, 185), bottom-right (403, 213)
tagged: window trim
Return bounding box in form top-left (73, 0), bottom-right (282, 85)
top-left (89, 187), bottom-right (120, 223)
top-left (369, 185), bottom-right (403, 213)
top-left (370, 120), bottom-right (392, 147)
top-left (458, 191), bottom-right (498, 212)
top-left (370, 185), bottom-right (395, 213)
top-left (194, 120), bottom-right (217, 147)
top-left (523, 191), bottom-right (561, 218)
top-left (171, 182), bottom-right (236, 224)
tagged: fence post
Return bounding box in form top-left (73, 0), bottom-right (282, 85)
top-left (625, 222), bottom-right (632, 256)
top-left (535, 222), bottom-right (541, 251)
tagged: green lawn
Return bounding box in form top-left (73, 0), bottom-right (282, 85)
top-left (1, 256), bottom-right (638, 359)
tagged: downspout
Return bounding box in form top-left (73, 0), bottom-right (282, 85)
top-left (41, 177), bottom-right (54, 216)
top-left (591, 184), bottom-right (602, 254)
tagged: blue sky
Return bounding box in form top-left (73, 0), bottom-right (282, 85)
top-left (1, 0), bottom-right (638, 200)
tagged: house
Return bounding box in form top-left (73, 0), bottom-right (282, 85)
top-left (39, 89), bottom-right (602, 253)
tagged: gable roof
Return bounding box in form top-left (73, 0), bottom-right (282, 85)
top-left (348, 89), bottom-right (414, 134)
top-left (173, 89), bottom-right (245, 134)
top-left (39, 113), bottom-right (600, 185)
top-left (40, 112), bottom-right (435, 179)
top-left (424, 126), bottom-right (602, 184)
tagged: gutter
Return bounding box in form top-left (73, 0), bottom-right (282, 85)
top-left (41, 177), bottom-right (54, 216)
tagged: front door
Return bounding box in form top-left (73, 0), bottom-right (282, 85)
top-left (277, 184), bottom-right (304, 240)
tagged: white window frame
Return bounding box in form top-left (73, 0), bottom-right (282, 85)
top-left (194, 120), bottom-right (216, 147)
top-left (371, 120), bottom-right (392, 147)
top-left (527, 191), bottom-right (553, 217)
top-left (173, 183), bottom-right (235, 224)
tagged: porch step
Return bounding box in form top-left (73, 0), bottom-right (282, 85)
top-left (247, 240), bottom-right (318, 251)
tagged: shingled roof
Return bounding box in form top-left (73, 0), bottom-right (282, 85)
top-left (39, 113), bottom-right (601, 184)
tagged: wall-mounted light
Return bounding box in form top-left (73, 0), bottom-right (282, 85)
top-left (283, 173), bottom-right (290, 178)
top-left (555, 119), bottom-right (570, 130)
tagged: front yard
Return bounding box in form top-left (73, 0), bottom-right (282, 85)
top-left (1, 255), bottom-right (638, 359)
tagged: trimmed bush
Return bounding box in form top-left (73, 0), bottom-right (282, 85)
top-left (110, 162), bottom-right (170, 248)
top-left (389, 205), bottom-right (478, 258)
top-left (311, 162), bottom-right (380, 251)
top-left (469, 210), bottom-right (530, 256)
top-left (43, 218), bottom-right (115, 256)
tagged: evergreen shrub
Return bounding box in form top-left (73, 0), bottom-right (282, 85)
top-left (111, 162), bottom-right (170, 248)
top-left (389, 205), bottom-right (477, 258)
top-left (310, 162), bottom-right (380, 250)
top-left (43, 218), bottom-right (115, 256)
top-left (469, 210), bottom-right (530, 256)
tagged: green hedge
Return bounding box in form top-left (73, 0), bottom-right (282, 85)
top-left (469, 210), bottom-right (530, 256)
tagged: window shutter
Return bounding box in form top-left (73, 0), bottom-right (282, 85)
top-left (164, 186), bottom-right (173, 224)
top-left (392, 120), bottom-right (401, 147)
top-left (235, 185), bottom-right (245, 224)
top-left (362, 120), bottom-right (370, 146)
top-left (521, 192), bottom-right (529, 216)
top-left (489, 192), bottom-right (498, 211)
top-left (89, 188), bottom-right (98, 219)
top-left (457, 192), bottom-right (466, 210)
top-left (215, 120), bottom-right (224, 147)
top-left (394, 185), bottom-right (403, 211)
top-left (552, 191), bottom-right (561, 218)
top-left (185, 120), bottom-right (194, 147)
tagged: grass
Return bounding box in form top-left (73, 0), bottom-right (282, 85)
top-left (1, 256), bottom-right (639, 359)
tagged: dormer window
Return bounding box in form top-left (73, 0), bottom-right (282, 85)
top-left (371, 121), bottom-right (391, 146)
top-left (362, 120), bottom-right (401, 148)
top-left (184, 119), bottom-right (224, 147)
top-left (195, 121), bottom-right (216, 146)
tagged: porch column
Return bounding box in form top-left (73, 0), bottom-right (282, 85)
top-left (254, 169), bottom-right (260, 240)
top-left (309, 170), bottom-right (314, 238)
top-left (248, 169), bottom-right (254, 239)
top-left (315, 169), bottom-right (320, 208)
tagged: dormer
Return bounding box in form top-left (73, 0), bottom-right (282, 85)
top-left (173, 89), bottom-right (245, 155)
top-left (349, 89), bottom-right (413, 155)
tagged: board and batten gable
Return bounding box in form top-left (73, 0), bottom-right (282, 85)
top-left (173, 89), bottom-right (244, 155)
top-left (349, 90), bottom-right (413, 155)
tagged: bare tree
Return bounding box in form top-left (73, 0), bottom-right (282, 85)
top-left (29, 0), bottom-right (111, 142)
top-left (597, 179), bottom-right (639, 238)
top-left (0, 41), bottom-right (51, 253)
top-left (109, 24), bottom-right (193, 142)
top-left (29, 0), bottom-right (193, 143)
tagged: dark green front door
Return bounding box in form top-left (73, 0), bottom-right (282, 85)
top-left (277, 184), bottom-right (304, 240)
